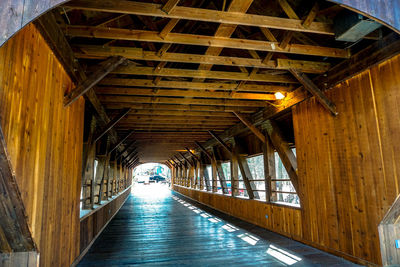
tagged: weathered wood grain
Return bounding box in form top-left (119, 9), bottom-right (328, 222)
top-left (0, 23), bottom-right (85, 266)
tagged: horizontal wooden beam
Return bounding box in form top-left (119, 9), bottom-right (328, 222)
top-left (74, 45), bottom-right (330, 74)
top-left (64, 0), bottom-right (335, 35)
top-left (112, 65), bottom-right (297, 83)
top-left (126, 110), bottom-right (237, 117)
top-left (98, 95), bottom-right (271, 107)
top-left (64, 56), bottom-right (126, 107)
top-left (123, 115), bottom-right (238, 122)
top-left (119, 120), bottom-right (236, 126)
top-left (103, 103), bottom-right (258, 113)
top-left (64, 26), bottom-right (350, 58)
top-left (118, 124), bottom-right (230, 129)
top-left (100, 78), bottom-right (293, 93)
top-left (97, 87), bottom-right (277, 100)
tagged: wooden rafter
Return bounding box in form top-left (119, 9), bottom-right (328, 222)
top-left (64, 0), bottom-right (336, 35)
top-left (97, 95), bottom-right (272, 108)
top-left (64, 56), bottom-right (126, 107)
top-left (195, 141), bottom-right (212, 160)
top-left (74, 45), bottom-right (331, 74)
top-left (111, 65), bottom-right (297, 83)
top-left (100, 78), bottom-right (292, 93)
top-left (212, 146), bottom-right (229, 194)
top-left (232, 111), bottom-right (266, 143)
top-left (162, 0), bottom-right (180, 14)
top-left (97, 87), bottom-right (277, 101)
top-left (289, 69), bottom-right (338, 115)
top-left (109, 130), bottom-right (134, 153)
top-left (64, 26), bottom-right (350, 58)
top-left (93, 108), bottom-right (131, 142)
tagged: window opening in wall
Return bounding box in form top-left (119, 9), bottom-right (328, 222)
top-left (221, 161), bottom-right (231, 195)
top-left (271, 148), bottom-right (300, 207)
top-left (206, 165), bottom-right (212, 191)
top-left (238, 170), bottom-right (249, 198)
top-left (247, 154), bottom-right (266, 201)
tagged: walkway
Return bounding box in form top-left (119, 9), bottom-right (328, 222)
top-left (78, 183), bottom-right (360, 266)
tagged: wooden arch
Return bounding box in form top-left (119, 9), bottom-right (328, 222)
top-left (1, 0), bottom-right (399, 48)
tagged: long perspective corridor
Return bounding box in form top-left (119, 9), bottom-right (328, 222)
top-left (78, 184), bottom-right (359, 266)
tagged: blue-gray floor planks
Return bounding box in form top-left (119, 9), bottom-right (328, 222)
top-left (78, 184), bottom-right (361, 266)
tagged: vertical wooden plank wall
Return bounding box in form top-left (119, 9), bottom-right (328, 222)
top-left (293, 54), bottom-right (400, 265)
top-left (0, 24), bottom-right (85, 267)
top-left (173, 186), bottom-right (303, 240)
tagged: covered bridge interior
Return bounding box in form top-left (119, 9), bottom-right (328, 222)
top-left (1, 0), bottom-right (400, 266)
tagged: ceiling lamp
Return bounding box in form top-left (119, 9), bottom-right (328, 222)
top-left (274, 92), bottom-right (285, 100)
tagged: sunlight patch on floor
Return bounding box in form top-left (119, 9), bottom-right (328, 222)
top-left (266, 245), bottom-right (302, 265)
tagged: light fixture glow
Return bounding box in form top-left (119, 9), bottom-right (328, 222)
top-left (274, 92), bottom-right (285, 100)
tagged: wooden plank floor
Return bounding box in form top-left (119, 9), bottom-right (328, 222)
top-left (78, 184), bottom-right (360, 266)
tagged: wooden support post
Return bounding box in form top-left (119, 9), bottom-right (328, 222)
top-left (196, 160), bottom-right (201, 190)
top-left (289, 69), bottom-right (338, 115)
top-left (0, 127), bottom-right (36, 252)
top-left (263, 134), bottom-right (276, 202)
top-left (212, 146), bottom-right (229, 194)
top-left (232, 112), bottom-right (266, 143)
top-left (211, 156), bottom-right (218, 193)
top-left (208, 131), bottom-right (233, 156)
top-left (231, 148), bottom-right (239, 197)
top-left (64, 56), bottom-right (126, 107)
top-left (233, 137), bottom-right (259, 199)
top-left (195, 141), bottom-right (213, 160)
top-left (200, 152), bottom-right (211, 191)
top-left (263, 120), bottom-right (299, 194)
top-left (93, 108), bottom-right (131, 143)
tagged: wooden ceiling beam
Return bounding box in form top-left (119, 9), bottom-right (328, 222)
top-left (97, 87), bottom-right (277, 100)
top-left (103, 103), bottom-right (258, 113)
top-left (125, 110), bottom-right (237, 117)
top-left (194, 0), bottom-right (253, 83)
top-left (123, 115), bottom-right (238, 122)
top-left (100, 78), bottom-right (293, 93)
top-left (111, 65), bottom-right (297, 83)
top-left (74, 45), bottom-right (330, 74)
top-left (119, 120), bottom-right (236, 126)
top-left (63, 0), bottom-right (334, 35)
top-left (64, 56), bottom-right (126, 107)
top-left (64, 26), bottom-right (350, 58)
top-left (162, 0), bottom-right (180, 14)
top-left (98, 95), bottom-right (271, 107)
